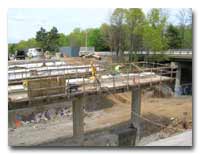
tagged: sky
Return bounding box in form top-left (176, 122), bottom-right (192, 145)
top-left (7, 8), bottom-right (184, 43)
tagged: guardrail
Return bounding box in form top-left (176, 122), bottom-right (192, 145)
top-left (95, 50), bottom-right (192, 56)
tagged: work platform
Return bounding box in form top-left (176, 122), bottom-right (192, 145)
top-left (8, 60), bottom-right (177, 142)
top-left (8, 72), bottom-right (173, 109)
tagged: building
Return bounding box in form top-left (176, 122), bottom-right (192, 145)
top-left (59, 47), bottom-right (80, 57)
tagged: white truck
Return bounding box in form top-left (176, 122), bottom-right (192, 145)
top-left (27, 48), bottom-right (43, 58)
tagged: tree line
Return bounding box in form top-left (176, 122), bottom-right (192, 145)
top-left (9, 8), bottom-right (192, 58)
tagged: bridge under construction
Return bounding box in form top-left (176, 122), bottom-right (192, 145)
top-left (8, 59), bottom-right (178, 146)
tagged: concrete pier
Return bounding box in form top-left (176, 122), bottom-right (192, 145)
top-left (131, 86), bottom-right (141, 138)
top-left (8, 110), bottom-right (16, 128)
top-left (175, 62), bottom-right (182, 96)
top-left (72, 98), bottom-right (84, 137)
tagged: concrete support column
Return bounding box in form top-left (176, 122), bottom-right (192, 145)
top-left (174, 62), bottom-right (182, 96)
top-left (72, 97), bottom-right (84, 137)
top-left (131, 86), bottom-right (141, 138)
top-left (8, 110), bottom-right (16, 128)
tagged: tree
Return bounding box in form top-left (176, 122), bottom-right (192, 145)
top-left (125, 8), bottom-right (145, 61)
top-left (165, 24), bottom-right (182, 49)
top-left (68, 28), bottom-right (83, 47)
top-left (143, 9), bottom-right (167, 52)
top-left (176, 9), bottom-right (192, 48)
top-left (182, 26), bottom-right (192, 49)
top-left (87, 28), bottom-right (110, 51)
top-left (58, 33), bottom-right (69, 46)
top-left (110, 8), bottom-right (128, 58)
top-left (36, 27), bottom-right (48, 50)
top-left (47, 27), bottom-right (60, 52)
top-left (143, 9), bottom-right (168, 61)
top-left (36, 27), bottom-right (60, 52)
top-left (100, 23), bottom-right (112, 51)
top-left (8, 43), bottom-right (17, 54)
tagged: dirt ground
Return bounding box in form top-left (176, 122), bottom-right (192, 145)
top-left (8, 92), bottom-right (192, 146)
top-left (62, 57), bottom-right (103, 65)
top-left (108, 92), bottom-right (192, 137)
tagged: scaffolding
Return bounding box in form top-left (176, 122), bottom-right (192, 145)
top-left (8, 61), bottom-right (177, 109)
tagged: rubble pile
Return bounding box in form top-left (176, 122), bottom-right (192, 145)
top-left (16, 107), bottom-right (72, 126)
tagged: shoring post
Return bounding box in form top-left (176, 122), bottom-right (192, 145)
top-left (127, 67), bottom-right (129, 90)
top-left (150, 68), bottom-right (152, 87)
top-left (76, 67), bottom-right (78, 78)
top-left (113, 75), bottom-right (115, 91)
top-left (47, 79), bottom-right (50, 103)
top-left (170, 66), bottom-right (173, 83)
top-left (83, 77), bottom-right (85, 94)
top-left (67, 78), bottom-right (70, 99)
top-left (159, 69), bottom-right (162, 97)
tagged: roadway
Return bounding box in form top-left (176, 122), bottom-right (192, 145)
top-left (146, 130), bottom-right (192, 146)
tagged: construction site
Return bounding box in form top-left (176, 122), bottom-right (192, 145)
top-left (8, 52), bottom-right (192, 146)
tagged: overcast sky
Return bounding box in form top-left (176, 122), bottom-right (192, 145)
top-left (8, 8), bottom-right (183, 43)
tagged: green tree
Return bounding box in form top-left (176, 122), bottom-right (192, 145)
top-left (143, 9), bottom-right (167, 52)
top-left (100, 23), bottom-right (112, 51)
top-left (58, 33), bottom-right (69, 46)
top-left (182, 26), bottom-right (192, 49)
top-left (47, 27), bottom-right (60, 52)
top-left (68, 28), bottom-right (83, 47)
top-left (125, 8), bottom-right (145, 61)
top-left (176, 9), bottom-right (192, 48)
top-left (8, 43), bottom-right (17, 54)
top-left (36, 27), bottom-right (48, 50)
top-left (36, 27), bottom-right (60, 52)
top-left (8, 38), bottom-right (40, 54)
top-left (165, 24), bottom-right (182, 49)
top-left (110, 8), bottom-right (128, 57)
top-left (87, 28), bottom-right (109, 51)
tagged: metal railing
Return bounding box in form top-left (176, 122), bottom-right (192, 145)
top-left (95, 49), bottom-right (192, 56)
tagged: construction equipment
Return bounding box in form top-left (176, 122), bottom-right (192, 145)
top-left (82, 53), bottom-right (101, 60)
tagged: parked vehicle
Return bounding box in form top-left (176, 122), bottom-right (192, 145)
top-left (67, 83), bottom-right (80, 93)
top-left (27, 48), bottom-right (43, 58)
top-left (15, 50), bottom-right (26, 60)
top-left (79, 47), bottom-right (95, 57)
